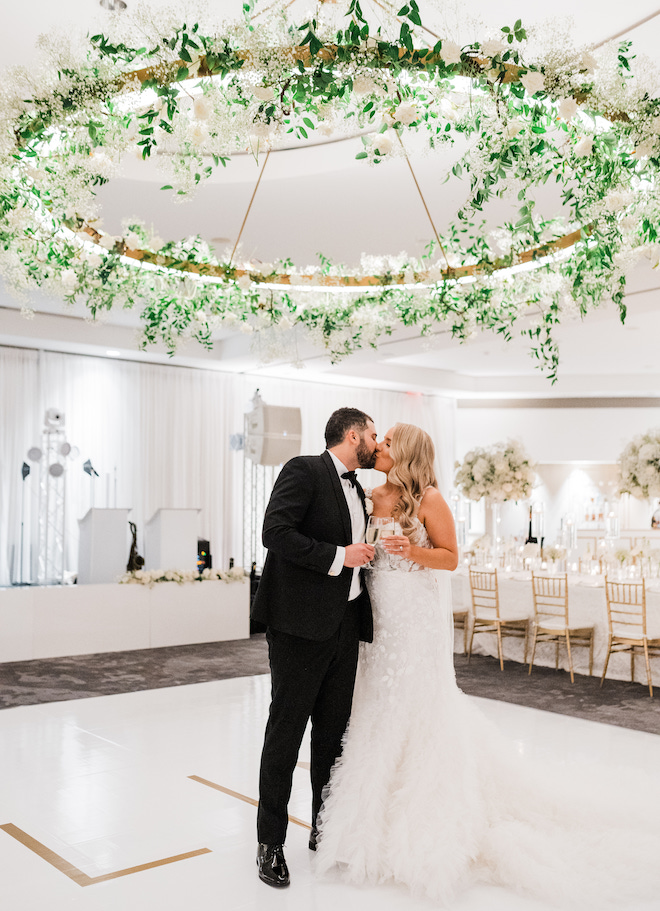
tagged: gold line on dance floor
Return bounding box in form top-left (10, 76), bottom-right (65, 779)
top-left (188, 775), bottom-right (312, 830)
top-left (0, 823), bottom-right (211, 886)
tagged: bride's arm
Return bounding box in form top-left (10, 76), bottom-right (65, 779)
top-left (382, 488), bottom-right (459, 570)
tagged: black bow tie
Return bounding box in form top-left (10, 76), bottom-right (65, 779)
top-left (341, 471), bottom-right (357, 487)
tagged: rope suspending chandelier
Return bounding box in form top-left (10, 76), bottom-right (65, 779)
top-left (1, 0), bottom-right (660, 378)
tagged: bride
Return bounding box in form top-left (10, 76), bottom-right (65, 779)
top-left (315, 423), bottom-right (660, 909)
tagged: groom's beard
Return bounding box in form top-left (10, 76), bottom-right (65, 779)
top-left (356, 439), bottom-right (377, 469)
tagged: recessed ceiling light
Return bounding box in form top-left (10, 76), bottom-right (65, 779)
top-left (99, 0), bottom-right (127, 10)
top-left (106, 349), bottom-right (122, 357)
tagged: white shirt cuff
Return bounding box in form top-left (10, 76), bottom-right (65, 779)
top-left (329, 547), bottom-right (345, 576)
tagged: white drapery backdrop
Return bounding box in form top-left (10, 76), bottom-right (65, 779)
top-left (0, 345), bottom-right (456, 586)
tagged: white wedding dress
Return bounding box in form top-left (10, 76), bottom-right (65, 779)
top-left (315, 515), bottom-right (660, 909)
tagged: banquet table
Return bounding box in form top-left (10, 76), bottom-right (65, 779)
top-left (450, 569), bottom-right (660, 684)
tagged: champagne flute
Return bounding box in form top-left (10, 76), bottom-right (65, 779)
top-left (365, 517), bottom-right (399, 568)
top-left (379, 519), bottom-right (402, 567)
top-left (365, 516), bottom-right (382, 567)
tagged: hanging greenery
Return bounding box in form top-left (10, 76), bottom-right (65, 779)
top-left (1, 1), bottom-right (660, 380)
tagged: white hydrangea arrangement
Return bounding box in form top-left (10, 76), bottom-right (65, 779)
top-left (617, 430), bottom-right (660, 499)
top-left (454, 441), bottom-right (536, 502)
top-left (119, 566), bottom-right (245, 587)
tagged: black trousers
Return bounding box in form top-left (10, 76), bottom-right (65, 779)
top-left (256, 593), bottom-right (364, 845)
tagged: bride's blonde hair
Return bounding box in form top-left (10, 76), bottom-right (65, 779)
top-left (388, 423), bottom-right (438, 534)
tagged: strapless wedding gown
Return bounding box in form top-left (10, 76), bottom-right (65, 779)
top-left (315, 518), bottom-right (660, 909)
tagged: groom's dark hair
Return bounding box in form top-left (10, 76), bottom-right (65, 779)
top-left (325, 407), bottom-right (373, 449)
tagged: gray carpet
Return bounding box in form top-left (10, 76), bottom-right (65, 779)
top-left (0, 639), bottom-right (658, 735)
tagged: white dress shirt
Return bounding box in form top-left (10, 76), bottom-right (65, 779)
top-left (327, 451), bottom-right (366, 601)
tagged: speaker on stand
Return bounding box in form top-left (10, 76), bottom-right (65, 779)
top-left (241, 391), bottom-right (302, 631)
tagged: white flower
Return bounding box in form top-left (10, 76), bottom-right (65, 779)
top-left (520, 70), bottom-right (545, 96)
top-left (250, 120), bottom-right (275, 139)
top-left (237, 274), bottom-right (253, 290)
top-left (440, 40), bottom-right (462, 65)
top-left (148, 234), bottom-right (164, 251)
top-left (506, 120), bottom-right (525, 139)
top-left (604, 189), bottom-right (633, 213)
top-left (481, 39), bottom-right (505, 57)
top-left (188, 122), bottom-right (208, 147)
top-left (557, 98), bottom-right (579, 120)
top-left (373, 134), bottom-right (393, 155)
top-left (61, 269), bottom-right (77, 291)
top-left (635, 139), bottom-right (655, 159)
top-left (317, 120), bottom-right (334, 136)
top-left (239, 322), bottom-right (254, 334)
top-left (99, 234), bottom-right (118, 250)
top-left (574, 136), bottom-right (594, 157)
top-left (394, 102), bottom-right (419, 125)
top-left (193, 95), bottom-right (212, 120)
top-left (365, 497), bottom-right (374, 515)
top-left (353, 75), bottom-right (377, 96)
top-left (252, 85), bottom-right (275, 102)
top-left (124, 232), bottom-right (142, 251)
top-left (86, 253), bottom-right (102, 269)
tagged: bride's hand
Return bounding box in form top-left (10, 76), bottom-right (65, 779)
top-left (381, 534), bottom-right (411, 559)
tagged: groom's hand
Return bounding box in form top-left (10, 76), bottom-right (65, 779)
top-left (344, 543), bottom-right (375, 567)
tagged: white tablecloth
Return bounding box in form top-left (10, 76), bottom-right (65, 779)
top-left (451, 570), bottom-right (660, 684)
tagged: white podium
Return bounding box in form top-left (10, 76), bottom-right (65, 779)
top-left (78, 508), bottom-right (131, 584)
top-left (144, 508), bottom-right (200, 571)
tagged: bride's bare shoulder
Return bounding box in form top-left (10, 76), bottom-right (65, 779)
top-left (418, 487), bottom-right (450, 515)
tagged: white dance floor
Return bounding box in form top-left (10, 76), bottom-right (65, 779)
top-left (1, 674), bottom-right (659, 911)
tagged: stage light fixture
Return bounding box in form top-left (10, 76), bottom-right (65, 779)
top-left (49, 463), bottom-right (65, 478)
top-left (27, 446), bottom-right (42, 462)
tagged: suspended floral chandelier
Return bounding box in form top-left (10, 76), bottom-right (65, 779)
top-left (1, 0), bottom-right (660, 379)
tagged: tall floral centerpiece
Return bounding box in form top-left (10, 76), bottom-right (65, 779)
top-left (617, 430), bottom-right (660, 515)
top-left (454, 441), bottom-right (536, 553)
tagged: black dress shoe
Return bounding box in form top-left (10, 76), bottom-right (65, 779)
top-left (256, 843), bottom-right (290, 887)
top-left (308, 826), bottom-right (318, 852)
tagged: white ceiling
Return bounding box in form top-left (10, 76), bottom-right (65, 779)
top-left (2, 0), bottom-right (660, 398)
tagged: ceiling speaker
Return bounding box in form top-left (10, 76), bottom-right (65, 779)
top-left (245, 404), bottom-right (302, 466)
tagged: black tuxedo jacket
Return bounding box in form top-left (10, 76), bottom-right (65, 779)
top-left (250, 450), bottom-right (373, 642)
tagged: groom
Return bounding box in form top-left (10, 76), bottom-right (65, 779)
top-left (252, 407), bottom-right (378, 888)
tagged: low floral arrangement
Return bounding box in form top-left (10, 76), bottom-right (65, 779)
top-left (2, 2), bottom-right (660, 379)
top-left (454, 440), bottom-right (536, 502)
top-left (119, 566), bottom-right (245, 587)
top-left (617, 430), bottom-right (660, 499)
top-left (544, 544), bottom-right (566, 562)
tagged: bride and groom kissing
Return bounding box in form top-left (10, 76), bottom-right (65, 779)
top-left (250, 407), bottom-right (660, 907)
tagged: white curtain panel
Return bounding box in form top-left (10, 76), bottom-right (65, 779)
top-left (0, 346), bottom-right (456, 585)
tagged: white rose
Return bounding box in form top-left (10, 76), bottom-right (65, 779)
top-left (440, 40), bottom-right (462, 65)
top-left (481, 38), bottom-right (505, 57)
top-left (638, 443), bottom-right (658, 461)
top-left (353, 75), bottom-right (377, 96)
top-left (365, 497), bottom-right (374, 515)
top-left (193, 95), bottom-right (212, 120)
top-left (506, 120), bottom-right (525, 139)
top-left (252, 85), bottom-right (275, 102)
top-left (520, 70), bottom-right (545, 96)
top-left (373, 134), bottom-right (393, 155)
top-left (250, 120), bottom-right (275, 139)
top-left (61, 269), bottom-right (77, 291)
top-left (124, 232), bottom-right (142, 251)
top-left (558, 97), bottom-right (579, 120)
top-left (188, 122), bottom-right (208, 147)
top-left (86, 254), bottom-right (102, 269)
top-left (635, 139), bottom-right (655, 159)
top-left (99, 234), bottom-right (118, 250)
top-left (237, 274), bottom-right (253, 290)
top-left (395, 102), bottom-right (419, 125)
top-left (317, 120), bottom-right (334, 136)
top-left (574, 136), bottom-right (594, 157)
top-left (148, 234), bottom-right (164, 251)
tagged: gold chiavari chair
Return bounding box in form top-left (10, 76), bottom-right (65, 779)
top-left (453, 608), bottom-right (469, 654)
top-left (468, 567), bottom-right (529, 671)
top-left (528, 572), bottom-right (594, 683)
top-left (602, 578), bottom-right (660, 698)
